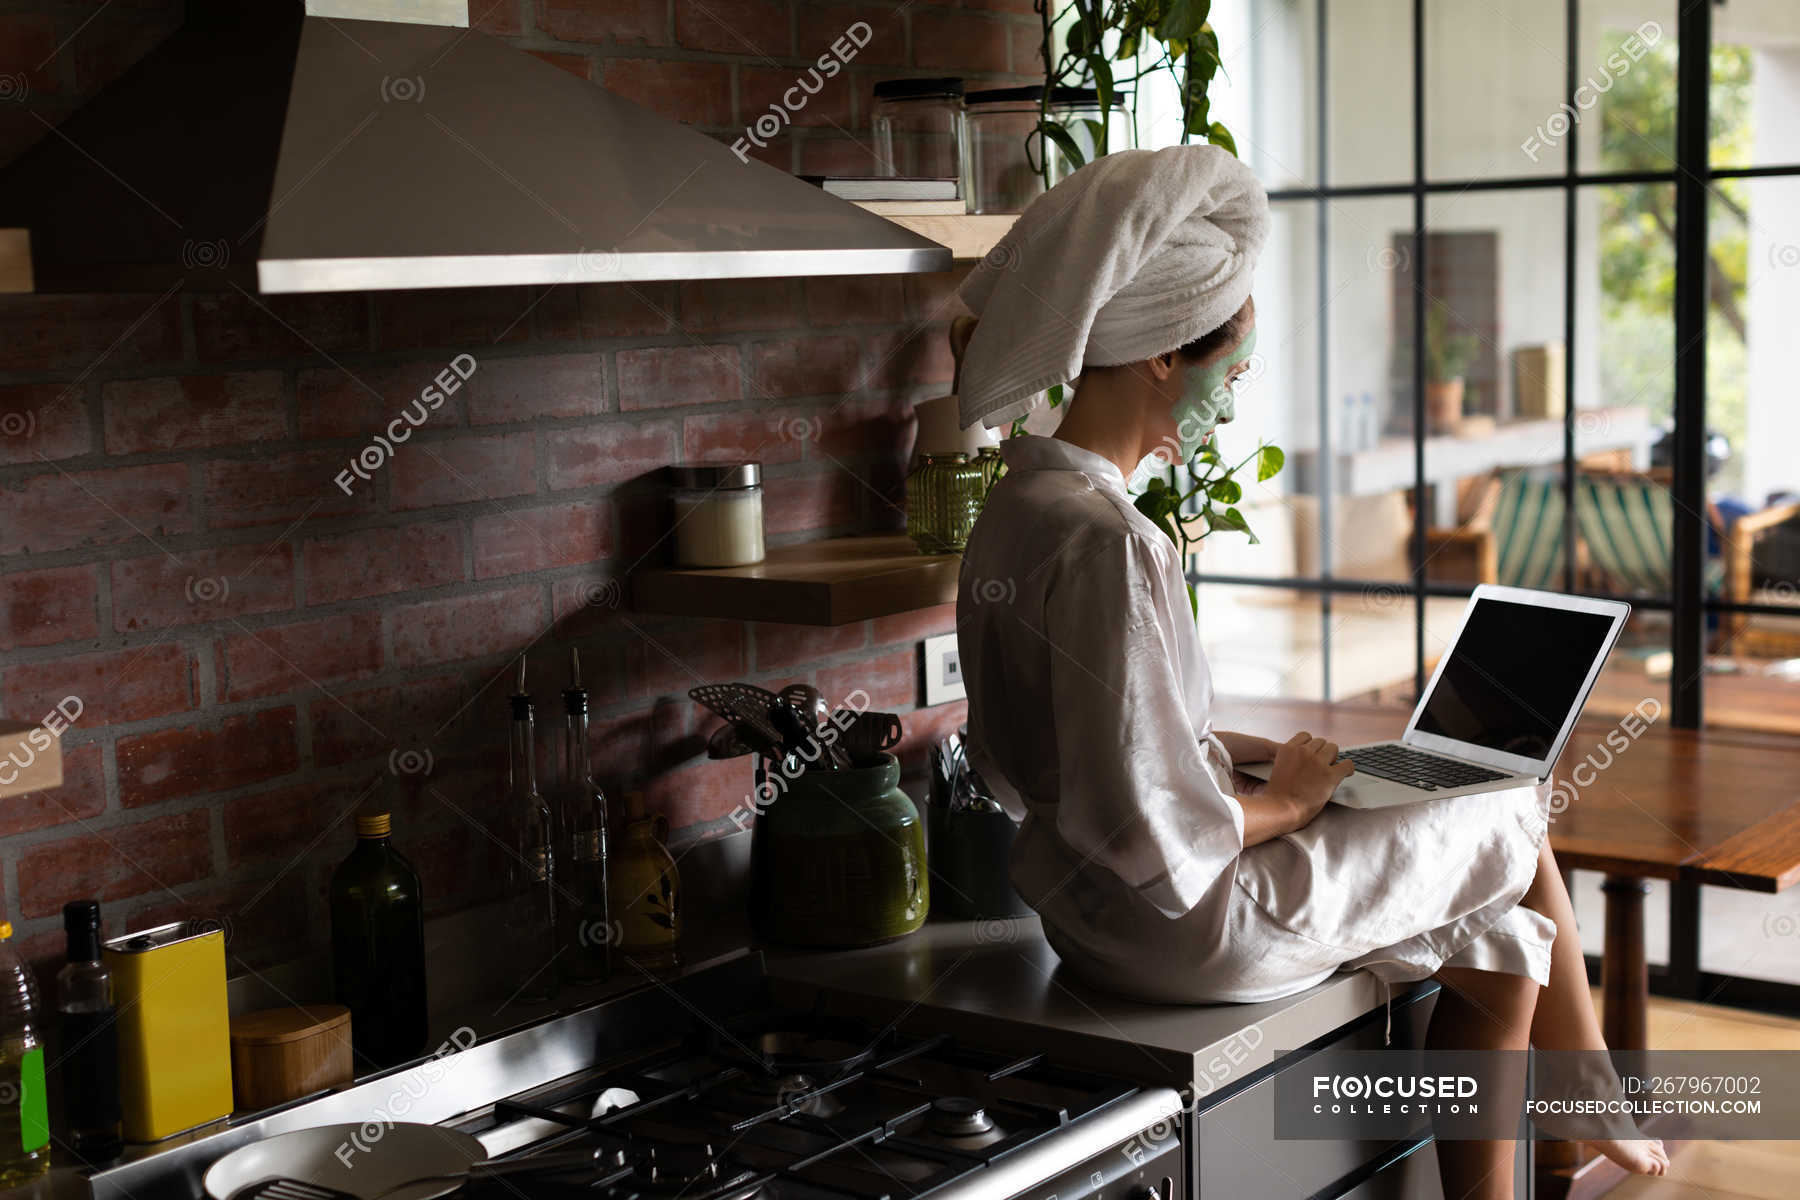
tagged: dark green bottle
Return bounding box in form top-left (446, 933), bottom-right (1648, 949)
top-left (330, 812), bottom-right (427, 1069)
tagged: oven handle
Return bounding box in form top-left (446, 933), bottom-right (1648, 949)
top-left (920, 1088), bottom-right (1183, 1200)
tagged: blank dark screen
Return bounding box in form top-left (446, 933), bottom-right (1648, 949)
top-left (1414, 599), bottom-right (1616, 760)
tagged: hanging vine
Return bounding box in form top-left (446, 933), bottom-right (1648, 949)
top-left (1029, 0), bottom-right (1237, 183)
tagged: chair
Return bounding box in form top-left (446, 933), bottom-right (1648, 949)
top-left (1423, 469), bottom-right (1568, 588)
top-left (1719, 499), bottom-right (1800, 657)
top-left (1425, 469), bottom-right (1727, 597)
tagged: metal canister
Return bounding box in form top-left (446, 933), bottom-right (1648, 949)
top-left (103, 922), bottom-right (232, 1141)
top-left (905, 451), bottom-right (983, 554)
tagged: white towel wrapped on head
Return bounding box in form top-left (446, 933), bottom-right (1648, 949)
top-left (956, 145), bottom-right (1270, 431)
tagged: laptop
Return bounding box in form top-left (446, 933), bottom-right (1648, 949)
top-left (1235, 584), bottom-right (1631, 810)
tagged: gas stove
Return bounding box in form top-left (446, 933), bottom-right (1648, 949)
top-left (89, 952), bottom-right (1183, 1200)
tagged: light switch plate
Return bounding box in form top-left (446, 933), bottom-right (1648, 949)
top-left (921, 633), bottom-right (965, 706)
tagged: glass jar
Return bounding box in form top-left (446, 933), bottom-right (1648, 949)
top-left (906, 451), bottom-right (983, 554)
top-left (666, 463), bottom-right (764, 567)
top-left (1045, 87), bottom-right (1135, 185)
top-left (975, 445), bottom-right (1005, 498)
top-left (963, 87), bottom-right (1134, 212)
top-left (871, 77), bottom-right (965, 180)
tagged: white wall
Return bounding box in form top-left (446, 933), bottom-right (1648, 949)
top-left (1743, 50), bottom-right (1800, 506)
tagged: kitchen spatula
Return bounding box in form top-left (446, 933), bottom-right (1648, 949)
top-left (228, 1182), bottom-right (355, 1200)
top-left (688, 682), bottom-right (785, 751)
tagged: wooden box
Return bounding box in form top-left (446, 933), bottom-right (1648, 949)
top-left (229, 1004), bottom-right (353, 1112)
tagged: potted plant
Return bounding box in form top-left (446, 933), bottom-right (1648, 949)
top-left (1424, 306), bottom-right (1478, 433)
top-left (1030, 0), bottom-right (1236, 183)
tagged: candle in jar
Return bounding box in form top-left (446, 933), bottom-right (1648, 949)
top-left (665, 463), bottom-right (765, 567)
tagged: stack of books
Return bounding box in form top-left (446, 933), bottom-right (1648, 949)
top-left (803, 176), bottom-right (963, 216)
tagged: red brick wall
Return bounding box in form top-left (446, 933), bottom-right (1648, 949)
top-left (0, 0), bottom-right (1033, 974)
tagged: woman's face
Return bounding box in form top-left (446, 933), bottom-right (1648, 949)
top-left (1149, 313), bottom-right (1258, 465)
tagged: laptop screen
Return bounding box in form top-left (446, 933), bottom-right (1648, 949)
top-left (1414, 597), bottom-right (1617, 762)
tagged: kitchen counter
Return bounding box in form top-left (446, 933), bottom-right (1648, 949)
top-left (44, 914), bottom-right (1428, 1200)
top-left (760, 914), bottom-right (1423, 1096)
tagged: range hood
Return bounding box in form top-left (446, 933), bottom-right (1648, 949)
top-left (0, 0), bottom-right (950, 293)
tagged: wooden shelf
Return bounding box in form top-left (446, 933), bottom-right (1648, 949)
top-left (631, 534), bottom-right (959, 626)
top-left (862, 211), bottom-right (1017, 261)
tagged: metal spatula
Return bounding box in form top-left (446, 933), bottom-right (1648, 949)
top-left (228, 1182), bottom-right (355, 1200)
top-left (689, 682), bottom-right (785, 750)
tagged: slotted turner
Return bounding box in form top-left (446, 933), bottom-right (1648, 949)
top-left (689, 682), bottom-right (785, 752)
top-left (228, 1182), bottom-right (354, 1200)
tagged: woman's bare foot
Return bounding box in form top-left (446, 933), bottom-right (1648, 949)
top-left (1587, 1137), bottom-right (1669, 1176)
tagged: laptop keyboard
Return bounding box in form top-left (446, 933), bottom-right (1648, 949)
top-left (1336, 743), bottom-right (1511, 791)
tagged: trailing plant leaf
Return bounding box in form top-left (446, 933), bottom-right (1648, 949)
top-left (1129, 440), bottom-right (1283, 618)
top-left (1040, 0), bottom-right (1235, 160)
top-left (1039, 120), bottom-right (1088, 171)
top-left (1208, 504), bottom-right (1256, 542)
top-left (1090, 54), bottom-right (1115, 118)
top-left (1156, 0), bottom-right (1206, 44)
top-left (1256, 444), bottom-right (1285, 481)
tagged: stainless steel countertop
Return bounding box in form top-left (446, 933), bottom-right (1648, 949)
top-left (41, 916), bottom-right (1406, 1199)
top-left (761, 914), bottom-right (1408, 1094)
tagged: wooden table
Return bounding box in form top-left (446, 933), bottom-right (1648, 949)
top-left (1216, 697), bottom-right (1800, 1048)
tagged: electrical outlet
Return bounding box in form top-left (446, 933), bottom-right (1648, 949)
top-left (921, 633), bottom-right (965, 706)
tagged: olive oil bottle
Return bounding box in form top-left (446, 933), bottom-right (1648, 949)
top-left (57, 900), bottom-right (121, 1165)
top-left (329, 812), bottom-right (428, 1068)
top-left (0, 922), bottom-right (48, 1185)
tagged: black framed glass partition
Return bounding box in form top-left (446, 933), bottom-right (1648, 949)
top-left (1185, 0), bottom-right (1800, 1008)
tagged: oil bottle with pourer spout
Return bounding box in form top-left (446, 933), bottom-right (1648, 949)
top-left (502, 657), bottom-right (559, 1003)
top-left (551, 649), bottom-right (611, 984)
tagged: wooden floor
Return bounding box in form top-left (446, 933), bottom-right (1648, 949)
top-left (1610, 990), bottom-right (1800, 1198)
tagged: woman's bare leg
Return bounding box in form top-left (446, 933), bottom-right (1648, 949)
top-left (1518, 840), bottom-right (1668, 1176)
top-left (1429, 964), bottom-right (1537, 1200)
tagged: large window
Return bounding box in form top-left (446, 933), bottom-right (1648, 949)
top-left (1132, 1), bottom-right (1800, 996)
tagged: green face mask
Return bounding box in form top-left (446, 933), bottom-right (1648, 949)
top-left (1167, 325), bottom-right (1257, 462)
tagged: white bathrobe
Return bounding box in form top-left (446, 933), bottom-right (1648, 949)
top-left (958, 436), bottom-right (1558, 1004)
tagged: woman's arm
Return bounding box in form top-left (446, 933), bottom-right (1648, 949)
top-left (1215, 729), bottom-right (1280, 765)
top-left (1238, 792), bottom-right (1306, 848)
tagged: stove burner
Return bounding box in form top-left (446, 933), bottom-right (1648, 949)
top-left (633, 1143), bottom-right (722, 1190)
top-left (714, 1013), bottom-right (880, 1078)
top-left (628, 1144), bottom-right (763, 1200)
top-left (740, 1070), bottom-right (816, 1100)
top-left (926, 1096), bottom-right (994, 1137)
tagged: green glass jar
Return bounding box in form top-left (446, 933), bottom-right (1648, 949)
top-left (975, 445), bottom-right (1005, 499)
top-left (906, 451), bottom-right (983, 554)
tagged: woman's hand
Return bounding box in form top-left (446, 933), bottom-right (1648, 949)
top-left (1264, 731), bottom-right (1355, 833)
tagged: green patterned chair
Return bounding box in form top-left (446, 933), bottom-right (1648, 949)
top-left (1426, 469), bottom-right (1724, 596)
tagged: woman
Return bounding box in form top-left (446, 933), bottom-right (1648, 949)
top-left (953, 146), bottom-right (1667, 1200)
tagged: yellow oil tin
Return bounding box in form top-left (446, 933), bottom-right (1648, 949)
top-left (102, 922), bottom-right (233, 1141)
